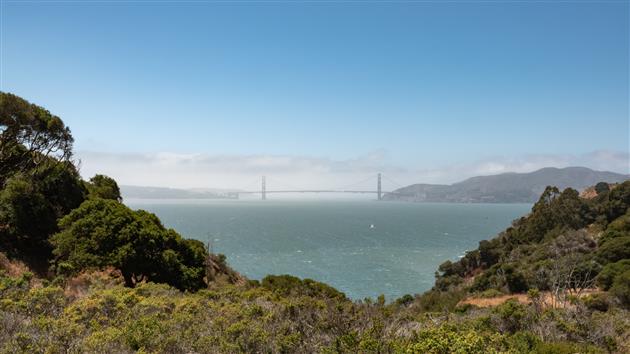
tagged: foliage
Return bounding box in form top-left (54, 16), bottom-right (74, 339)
top-left (432, 182), bottom-right (630, 303)
top-left (609, 270), bottom-right (630, 309)
top-left (0, 162), bottom-right (86, 270)
top-left (0, 267), bottom-right (625, 353)
top-left (583, 293), bottom-right (610, 312)
top-left (51, 199), bottom-right (208, 291)
top-left (605, 181), bottom-right (630, 222)
top-left (0, 92), bottom-right (87, 270)
top-left (493, 299), bottom-right (528, 333)
top-left (0, 92), bottom-right (74, 184)
top-left (597, 259), bottom-right (630, 290)
top-left (596, 236), bottom-right (630, 264)
top-left (595, 182), bottom-right (610, 195)
top-left (403, 324), bottom-right (505, 353)
top-left (413, 288), bottom-right (465, 312)
top-left (261, 274), bottom-right (346, 300)
top-left (85, 174), bottom-right (122, 202)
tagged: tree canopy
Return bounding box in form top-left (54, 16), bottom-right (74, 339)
top-left (86, 174), bottom-right (122, 202)
top-left (0, 92), bottom-right (74, 184)
top-left (0, 92), bottom-right (86, 270)
top-left (0, 160), bottom-right (86, 270)
top-left (51, 199), bottom-right (208, 291)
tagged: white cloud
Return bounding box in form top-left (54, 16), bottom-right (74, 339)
top-left (76, 149), bottom-right (629, 191)
top-left (76, 150), bottom-right (406, 190)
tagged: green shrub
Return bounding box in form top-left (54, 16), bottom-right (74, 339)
top-left (582, 293), bottom-right (610, 312)
top-left (507, 331), bottom-right (541, 352)
top-left (503, 265), bottom-right (529, 293)
top-left (395, 294), bottom-right (414, 306)
top-left (414, 289), bottom-right (465, 312)
top-left (261, 274), bottom-right (346, 300)
top-left (610, 270), bottom-right (630, 309)
top-left (596, 259), bottom-right (630, 290)
top-left (596, 236), bottom-right (630, 264)
top-left (405, 324), bottom-right (505, 353)
top-left (493, 299), bottom-right (527, 333)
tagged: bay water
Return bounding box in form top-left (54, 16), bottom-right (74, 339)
top-left (126, 199), bottom-right (530, 300)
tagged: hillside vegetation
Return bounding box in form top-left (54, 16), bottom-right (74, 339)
top-left (1, 93), bottom-right (629, 353)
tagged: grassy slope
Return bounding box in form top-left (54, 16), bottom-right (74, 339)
top-left (1, 266), bottom-right (624, 353)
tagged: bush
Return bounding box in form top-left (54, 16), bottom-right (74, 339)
top-left (261, 274), bottom-right (346, 300)
top-left (582, 293), bottom-right (610, 312)
top-left (503, 265), bottom-right (529, 293)
top-left (405, 324), bottom-right (505, 353)
top-left (507, 331), bottom-right (541, 352)
top-left (395, 294), bottom-right (414, 306)
top-left (414, 289), bottom-right (465, 312)
top-left (493, 299), bottom-right (527, 333)
top-left (610, 270), bottom-right (630, 309)
top-left (596, 260), bottom-right (630, 290)
top-left (596, 236), bottom-right (630, 264)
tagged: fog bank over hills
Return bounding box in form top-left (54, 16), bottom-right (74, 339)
top-left (77, 150), bottom-right (630, 190)
top-left (384, 167), bottom-right (629, 203)
top-left (121, 186), bottom-right (240, 200)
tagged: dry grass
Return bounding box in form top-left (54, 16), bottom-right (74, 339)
top-left (0, 253), bottom-right (29, 277)
top-left (64, 267), bottom-right (124, 300)
top-left (459, 289), bottom-right (603, 308)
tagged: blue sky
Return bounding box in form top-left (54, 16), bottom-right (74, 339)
top-left (1, 1), bottom-right (628, 188)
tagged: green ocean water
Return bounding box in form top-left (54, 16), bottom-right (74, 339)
top-left (126, 199), bottom-right (531, 300)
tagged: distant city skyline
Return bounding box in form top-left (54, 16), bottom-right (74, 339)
top-left (1, 1), bottom-right (628, 189)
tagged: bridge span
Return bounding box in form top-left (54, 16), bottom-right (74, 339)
top-left (239, 173), bottom-right (403, 200)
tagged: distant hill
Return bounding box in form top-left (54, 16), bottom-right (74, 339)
top-left (121, 185), bottom-right (240, 199)
top-left (384, 167), bottom-right (629, 203)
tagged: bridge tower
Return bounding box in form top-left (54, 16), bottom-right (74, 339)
top-left (262, 176), bottom-right (266, 200)
top-left (377, 173), bottom-right (382, 201)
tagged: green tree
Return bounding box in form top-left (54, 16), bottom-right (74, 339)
top-left (478, 239), bottom-right (502, 267)
top-left (0, 92), bottom-right (74, 184)
top-left (86, 174), bottom-right (122, 202)
top-left (0, 160), bottom-right (85, 270)
top-left (51, 199), bottom-right (207, 291)
top-left (502, 264), bottom-right (529, 293)
top-left (511, 186), bottom-right (590, 246)
top-left (0, 93), bottom-right (86, 270)
top-left (606, 181), bottom-right (630, 222)
top-left (594, 182), bottom-right (610, 195)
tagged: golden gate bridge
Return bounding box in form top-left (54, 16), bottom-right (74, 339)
top-left (238, 173), bottom-right (406, 200)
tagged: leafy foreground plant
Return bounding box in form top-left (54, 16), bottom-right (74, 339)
top-left (0, 263), bottom-right (627, 353)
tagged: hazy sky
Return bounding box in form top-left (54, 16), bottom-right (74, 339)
top-left (1, 1), bottom-right (628, 189)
